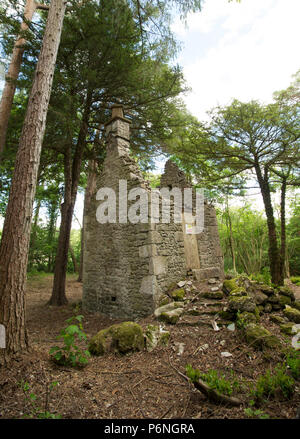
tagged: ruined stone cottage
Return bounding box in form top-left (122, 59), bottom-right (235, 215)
top-left (82, 105), bottom-right (224, 319)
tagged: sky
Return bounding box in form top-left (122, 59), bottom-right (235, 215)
top-left (1, 0), bottom-right (299, 228)
top-left (171, 0), bottom-right (300, 121)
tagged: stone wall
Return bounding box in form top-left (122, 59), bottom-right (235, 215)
top-left (82, 106), bottom-right (224, 319)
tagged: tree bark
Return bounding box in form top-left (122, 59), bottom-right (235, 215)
top-left (254, 164), bottom-right (282, 285)
top-left (0, 0), bottom-right (66, 365)
top-left (0, 0), bottom-right (48, 158)
top-left (47, 196), bottom-right (59, 273)
top-left (49, 90), bottom-right (93, 306)
top-left (69, 245), bottom-right (79, 273)
top-left (28, 197), bottom-right (41, 271)
top-left (279, 176), bottom-right (287, 284)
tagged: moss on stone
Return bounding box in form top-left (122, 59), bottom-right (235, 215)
top-left (223, 279), bottom-right (238, 294)
top-left (280, 323), bottom-right (295, 336)
top-left (283, 305), bottom-right (300, 323)
top-left (237, 311), bottom-right (257, 325)
top-left (279, 294), bottom-right (292, 307)
top-left (277, 286), bottom-right (295, 301)
top-left (88, 321), bottom-right (144, 356)
top-left (145, 325), bottom-right (170, 351)
top-left (291, 301), bottom-right (300, 312)
top-left (171, 288), bottom-right (185, 301)
top-left (270, 315), bottom-right (286, 324)
top-left (159, 308), bottom-right (183, 324)
top-left (159, 295), bottom-right (170, 307)
top-left (245, 323), bottom-right (281, 350)
top-left (259, 284), bottom-right (275, 295)
top-left (228, 295), bottom-right (256, 313)
top-left (203, 290), bottom-right (224, 300)
top-left (229, 287), bottom-right (247, 297)
top-left (264, 303), bottom-right (272, 313)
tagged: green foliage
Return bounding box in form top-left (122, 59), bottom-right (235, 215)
top-left (49, 315), bottom-right (90, 368)
top-left (244, 407), bottom-right (270, 419)
top-left (251, 365), bottom-right (295, 401)
top-left (19, 379), bottom-right (61, 419)
top-left (185, 364), bottom-right (201, 383)
top-left (285, 350), bottom-right (300, 380)
top-left (250, 268), bottom-right (272, 286)
top-left (186, 365), bottom-right (240, 396)
top-left (200, 369), bottom-right (240, 396)
top-left (290, 276), bottom-right (300, 284)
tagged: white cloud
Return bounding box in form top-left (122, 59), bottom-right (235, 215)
top-left (174, 0), bottom-right (300, 120)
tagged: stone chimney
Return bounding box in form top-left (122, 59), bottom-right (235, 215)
top-left (105, 104), bottom-right (131, 141)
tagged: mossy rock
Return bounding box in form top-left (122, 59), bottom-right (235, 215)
top-left (253, 291), bottom-right (268, 305)
top-left (145, 325), bottom-right (170, 352)
top-left (203, 290), bottom-right (224, 300)
top-left (267, 293), bottom-right (280, 304)
top-left (279, 294), bottom-right (292, 307)
top-left (259, 284), bottom-right (275, 296)
top-left (171, 288), bottom-right (185, 302)
top-left (159, 308), bottom-right (183, 324)
top-left (277, 286), bottom-right (295, 301)
top-left (291, 301), bottom-right (300, 312)
top-left (228, 295), bottom-right (256, 313)
top-left (186, 307), bottom-right (202, 316)
top-left (88, 322), bottom-right (144, 356)
top-left (270, 315), bottom-right (286, 325)
top-left (223, 279), bottom-right (238, 294)
top-left (264, 303), bottom-right (272, 313)
top-left (283, 305), bottom-right (300, 323)
top-left (229, 287), bottom-right (247, 297)
top-left (154, 302), bottom-right (183, 319)
top-left (245, 323), bottom-right (281, 350)
top-left (159, 295), bottom-right (171, 307)
top-left (237, 311), bottom-right (257, 326)
top-left (280, 323), bottom-right (296, 336)
top-left (254, 306), bottom-right (261, 321)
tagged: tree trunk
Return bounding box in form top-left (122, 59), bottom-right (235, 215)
top-left (49, 90), bottom-right (93, 306)
top-left (69, 245), bottom-right (79, 273)
top-left (47, 197), bottom-right (59, 273)
top-left (77, 227), bottom-right (84, 282)
top-left (255, 164), bottom-right (281, 285)
top-left (0, 0), bottom-right (49, 158)
top-left (77, 159), bottom-right (98, 282)
top-left (0, 0), bottom-right (66, 365)
top-left (28, 197), bottom-right (41, 271)
top-left (279, 177), bottom-right (287, 284)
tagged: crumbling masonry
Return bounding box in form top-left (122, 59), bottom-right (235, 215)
top-left (82, 105), bottom-right (224, 319)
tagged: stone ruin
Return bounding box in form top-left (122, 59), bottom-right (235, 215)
top-left (82, 105), bottom-right (224, 319)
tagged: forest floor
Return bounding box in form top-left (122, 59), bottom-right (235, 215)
top-left (0, 274), bottom-right (299, 420)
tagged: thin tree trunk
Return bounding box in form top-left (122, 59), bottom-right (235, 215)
top-left (47, 196), bottom-right (59, 272)
top-left (49, 90), bottom-right (93, 306)
top-left (69, 245), bottom-right (79, 273)
top-left (28, 198), bottom-right (41, 271)
top-left (77, 227), bottom-right (84, 282)
top-left (279, 177), bottom-right (287, 284)
top-left (0, 0), bottom-right (48, 158)
top-left (0, 0), bottom-right (66, 365)
top-left (255, 164), bottom-right (281, 285)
